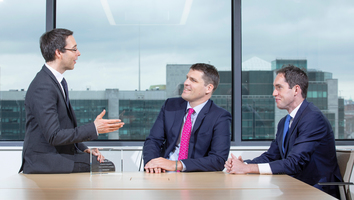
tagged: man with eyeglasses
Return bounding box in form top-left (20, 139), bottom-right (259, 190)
top-left (19, 28), bottom-right (124, 174)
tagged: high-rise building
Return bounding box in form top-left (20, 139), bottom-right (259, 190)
top-left (271, 59), bottom-right (307, 70)
top-left (0, 60), bottom-right (346, 140)
top-left (0, 89), bottom-right (165, 141)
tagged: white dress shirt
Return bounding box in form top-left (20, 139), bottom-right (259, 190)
top-left (258, 101), bottom-right (303, 174)
top-left (45, 63), bottom-right (66, 97)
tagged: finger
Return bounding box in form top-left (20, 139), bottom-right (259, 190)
top-left (97, 155), bottom-right (104, 162)
top-left (224, 162), bottom-right (230, 168)
top-left (104, 122), bottom-right (124, 129)
top-left (238, 156), bottom-right (243, 162)
top-left (231, 153), bottom-right (237, 160)
top-left (98, 123), bottom-right (125, 134)
top-left (105, 119), bottom-right (122, 124)
top-left (226, 158), bottom-right (231, 164)
top-left (96, 110), bottom-right (106, 119)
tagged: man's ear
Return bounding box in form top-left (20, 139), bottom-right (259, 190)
top-left (54, 49), bottom-right (62, 60)
top-left (206, 84), bottom-right (214, 95)
top-left (294, 85), bottom-right (301, 96)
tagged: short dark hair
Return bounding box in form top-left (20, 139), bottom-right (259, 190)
top-left (190, 63), bottom-right (220, 91)
top-left (40, 28), bottom-right (73, 62)
top-left (276, 65), bottom-right (308, 99)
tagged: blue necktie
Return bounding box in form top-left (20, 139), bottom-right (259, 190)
top-left (282, 114), bottom-right (292, 153)
top-left (61, 78), bottom-right (70, 107)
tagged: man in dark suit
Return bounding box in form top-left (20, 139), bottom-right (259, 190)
top-left (19, 28), bottom-right (124, 174)
top-left (143, 63), bottom-right (231, 173)
top-left (224, 65), bottom-right (342, 198)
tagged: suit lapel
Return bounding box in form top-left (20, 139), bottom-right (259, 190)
top-left (283, 99), bottom-right (309, 155)
top-left (170, 101), bottom-right (187, 145)
top-left (42, 66), bottom-right (77, 126)
top-left (42, 66), bottom-right (65, 101)
top-left (278, 117), bottom-right (286, 158)
top-left (188, 100), bottom-right (212, 157)
top-left (191, 100), bottom-right (211, 135)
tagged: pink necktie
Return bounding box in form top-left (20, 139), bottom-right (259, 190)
top-left (178, 108), bottom-right (195, 161)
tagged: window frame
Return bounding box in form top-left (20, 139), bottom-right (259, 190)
top-left (1, 0), bottom-right (353, 147)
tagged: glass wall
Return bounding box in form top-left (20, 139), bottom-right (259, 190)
top-left (2, 0), bottom-right (354, 144)
top-left (241, 0), bottom-right (354, 141)
top-left (0, 0), bottom-right (232, 141)
top-left (54, 0), bottom-right (232, 140)
top-left (0, 1), bottom-right (45, 140)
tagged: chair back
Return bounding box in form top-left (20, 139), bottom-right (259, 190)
top-left (337, 149), bottom-right (354, 183)
top-left (336, 149), bottom-right (354, 200)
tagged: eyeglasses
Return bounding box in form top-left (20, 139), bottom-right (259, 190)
top-left (64, 48), bottom-right (78, 52)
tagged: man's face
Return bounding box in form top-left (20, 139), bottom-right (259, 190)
top-left (181, 69), bottom-right (212, 107)
top-left (61, 35), bottom-right (81, 71)
top-left (272, 73), bottom-right (296, 112)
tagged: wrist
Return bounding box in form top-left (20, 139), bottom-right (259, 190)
top-left (177, 161), bottom-right (183, 171)
top-left (247, 164), bottom-right (259, 174)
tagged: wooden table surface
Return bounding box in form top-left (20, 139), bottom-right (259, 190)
top-left (0, 172), bottom-right (336, 200)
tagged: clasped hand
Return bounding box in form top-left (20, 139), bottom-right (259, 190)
top-left (224, 153), bottom-right (248, 174)
top-left (144, 157), bottom-right (178, 173)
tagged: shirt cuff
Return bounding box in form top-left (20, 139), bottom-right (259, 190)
top-left (94, 124), bottom-right (99, 136)
top-left (258, 163), bottom-right (273, 174)
top-left (180, 160), bottom-right (187, 171)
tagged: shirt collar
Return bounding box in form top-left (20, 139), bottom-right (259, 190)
top-left (45, 63), bottom-right (64, 83)
top-left (289, 101), bottom-right (303, 119)
top-left (186, 100), bottom-right (209, 115)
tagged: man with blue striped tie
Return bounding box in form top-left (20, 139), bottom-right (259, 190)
top-left (225, 65), bottom-right (342, 198)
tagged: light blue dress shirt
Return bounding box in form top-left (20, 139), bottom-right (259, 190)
top-left (168, 100), bottom-right (209, 171)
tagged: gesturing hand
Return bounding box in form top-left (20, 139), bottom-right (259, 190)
top-left (94, 110), bottom-right (125, 134)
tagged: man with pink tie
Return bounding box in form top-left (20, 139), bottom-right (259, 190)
top-left (143, 63), bottom-right (231, 173)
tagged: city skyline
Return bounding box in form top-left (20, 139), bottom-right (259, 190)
top-left (1, 56), bottom-right (350, 100)
top-left (0, 0), bottom-right (354, 99)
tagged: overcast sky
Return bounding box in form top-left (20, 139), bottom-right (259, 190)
top-left (0, 0), bottom-right (354, 99)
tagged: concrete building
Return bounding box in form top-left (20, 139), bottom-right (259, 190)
top-left (0, 59), bottom-right (345, 141)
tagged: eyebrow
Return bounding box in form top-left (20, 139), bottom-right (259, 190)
top-left (187, 75), bottom-right (197, 81)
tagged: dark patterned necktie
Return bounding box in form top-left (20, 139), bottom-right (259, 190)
top-left (61, 78), bottom-right (70, 107)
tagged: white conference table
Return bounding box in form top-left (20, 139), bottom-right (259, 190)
top-left (0, 171), bottom-right (336, 200)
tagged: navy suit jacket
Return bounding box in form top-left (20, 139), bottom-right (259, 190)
top-left (246, 99), bottom-right (342, 197)
top-left (19, 66), bottom-right (98, 174)
top-left (143, 97), bottom-right (231, 171)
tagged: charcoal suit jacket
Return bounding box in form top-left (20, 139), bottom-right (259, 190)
top-left (19, 65), bottom-right (98, 174)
